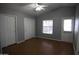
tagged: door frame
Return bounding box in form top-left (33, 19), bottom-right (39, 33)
top-left (61, 17), bottom-right (74, 43)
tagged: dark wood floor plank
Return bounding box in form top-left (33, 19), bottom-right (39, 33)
top-left (2, 38), bottom-right (74, 55)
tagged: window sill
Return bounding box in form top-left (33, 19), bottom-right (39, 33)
top-left (64, 31), bottom-right (72, 33)
top-left (42, 33), bottom-right (53, 35)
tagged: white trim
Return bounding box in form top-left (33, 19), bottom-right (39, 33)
top-left (37, 36), bottom-right (72, 43)
top-left (16, 39), bottom-right (26, 44)
top-left (15, 16), bottom-right (18, 43)
top-left (16, 37), bottom-right (34, 44)
top-left (61, 17), bottom-right (74, 43)
top-left (73, 42), bottom-right (76, 54)
top-left (2, 43), bottom-right (16, 48)
top-left (42, 20), bottom-right (53, 34)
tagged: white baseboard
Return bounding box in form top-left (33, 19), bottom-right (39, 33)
top-left (17, 37), bottom-right (35, 44)
top-left (37, 36), bottom-right (72, 43)
top-left (16, 39), bottom-right (26, 44)
top-left (2, 43), bottom-right (16, 48)
top-left (73, 43), bottom-right (76, 55)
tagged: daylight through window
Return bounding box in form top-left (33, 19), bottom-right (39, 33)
top-left (64, 19), bottom-right (72, 32)
top-left (43, 20), bottom-right (53, 34)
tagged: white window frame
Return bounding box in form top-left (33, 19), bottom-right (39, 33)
top-left (63, 19), bottom-right (72, 32)
top-left (42, 20), bottom-right (53, 34)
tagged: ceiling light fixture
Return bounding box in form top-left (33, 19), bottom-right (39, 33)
top-left (35, 3), bottom-right (44, 11)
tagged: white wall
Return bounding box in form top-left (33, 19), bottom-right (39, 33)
top-left (36, 7), bottom-right (75, 42)
top-left (74, 4), bottom-right (79, 54)
top-left (0, 7), bottom-right (35, 43)
top-left (61, 32), bottom-right (73, 43)
top-left (24, 17), bottom-right (35, 40)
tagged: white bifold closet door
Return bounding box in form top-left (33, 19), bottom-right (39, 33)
top-left (0, 15), bottom-right (16, 48)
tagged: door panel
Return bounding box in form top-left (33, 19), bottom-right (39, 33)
top-left (6, 16), bottom-right (15, 46)
top-left (0, 15), bottom-right (16, 47)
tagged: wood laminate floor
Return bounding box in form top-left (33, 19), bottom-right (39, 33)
top-left (2, 38), bottom-right (74, 55)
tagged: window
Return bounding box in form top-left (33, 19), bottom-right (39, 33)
top-left (64, 19), bottom-right (72, 32)
top-left (43, 20), bottom-right (53, 34)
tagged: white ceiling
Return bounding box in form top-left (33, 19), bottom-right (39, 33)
top-left (0, 3), bottom-right (77, 17)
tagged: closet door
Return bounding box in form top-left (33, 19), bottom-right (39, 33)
top-left (0, 15), bottom-right (16, 47)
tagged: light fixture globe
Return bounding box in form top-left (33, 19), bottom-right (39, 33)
top-left (35, 3), bottom-right (45, 11)
top-left (35, 6), bottom-right (44, 11)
